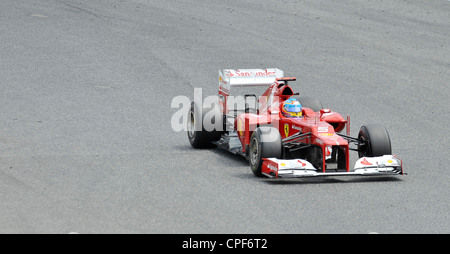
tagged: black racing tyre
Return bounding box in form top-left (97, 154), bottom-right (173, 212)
top-left (249, 126), bottom-right (282, 177)
top-left (295, 96), bottom-right (323, 112)
top-left (358, 124), bottom-right (392, 157)
top-left (187, 101), bottom-right (222, 148)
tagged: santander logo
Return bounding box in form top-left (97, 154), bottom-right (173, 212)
top-left (361, 158), bottom-right (373, 166)
top-left (227, 69), bottom-right (276, 77)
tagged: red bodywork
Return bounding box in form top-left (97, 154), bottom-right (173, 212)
top-left (231, 79), bottom-right (349, 172)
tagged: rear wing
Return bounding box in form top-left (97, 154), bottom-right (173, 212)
top-left (218, 68), bottom-right (284, 116)
top-left (219, 68), bottom-right (284, 95)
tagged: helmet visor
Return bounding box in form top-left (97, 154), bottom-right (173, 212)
top-left (285, 104), bottom-right (302, 112)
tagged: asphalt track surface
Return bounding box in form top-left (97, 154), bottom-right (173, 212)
top-left (0, 0), bottom-right (449, 234)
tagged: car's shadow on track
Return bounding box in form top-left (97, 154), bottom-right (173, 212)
top-left (208, 146), bottom-right (250, 165)
top-left (262, 176), bottom-right (403, 185)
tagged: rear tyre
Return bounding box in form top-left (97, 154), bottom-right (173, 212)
top-left (249, 126), bottom-right (282, 177)
top-left (358, 124), bottom-right (392, 157)
top-left (187, 101), bottom-right (222, 148)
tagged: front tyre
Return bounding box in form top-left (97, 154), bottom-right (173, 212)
top-left (358, 124), bottom-right (392, 157)
top-left (249, 126), bottom-right (282, 177)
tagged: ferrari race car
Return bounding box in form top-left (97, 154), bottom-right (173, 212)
top-left (187, 68), bottom-right (404, 178)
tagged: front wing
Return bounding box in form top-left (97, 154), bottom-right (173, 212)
top-left (261, 155), bottom-right (404, 178)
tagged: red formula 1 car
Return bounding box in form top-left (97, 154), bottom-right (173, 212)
top-left (187, 68), bottom-right (404, 178)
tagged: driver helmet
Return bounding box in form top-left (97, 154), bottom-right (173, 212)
top-left (282, 98), bottom-right (302, 118)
